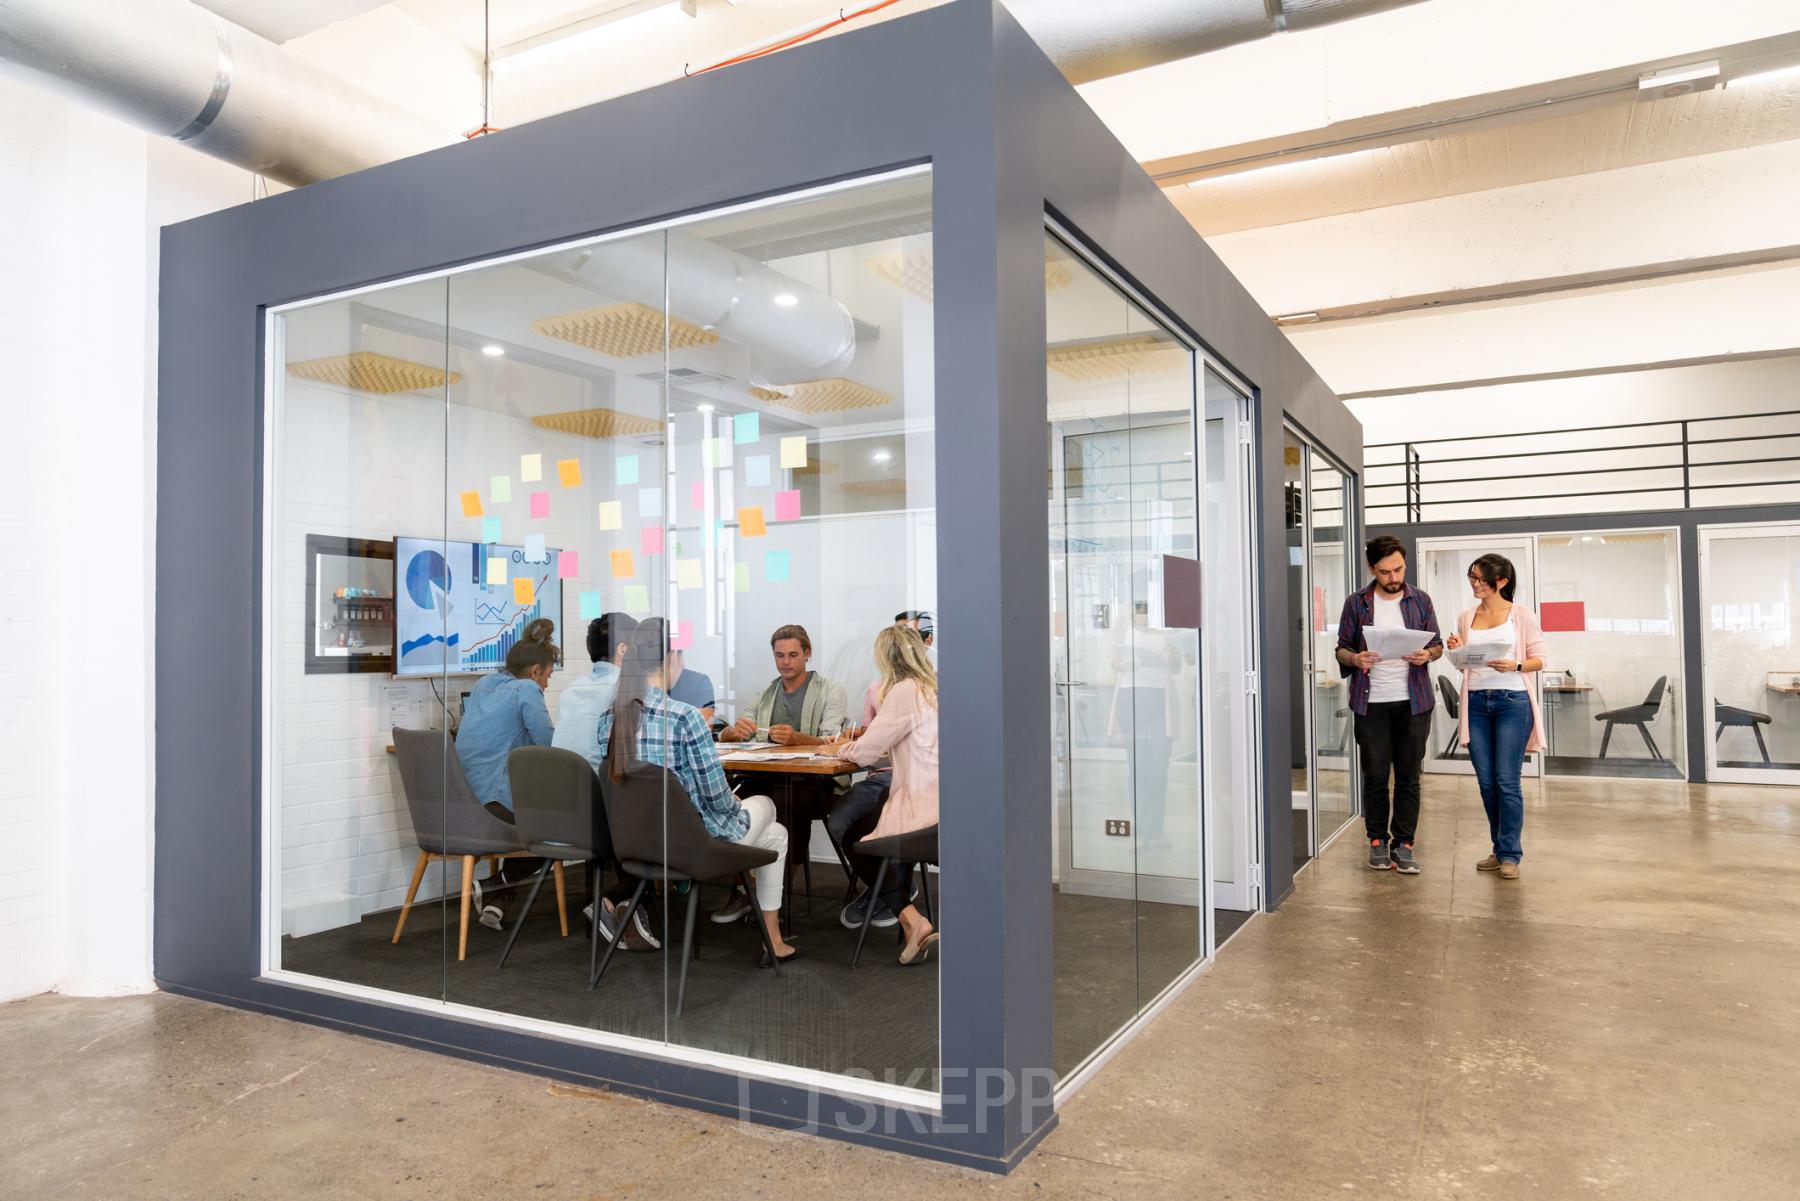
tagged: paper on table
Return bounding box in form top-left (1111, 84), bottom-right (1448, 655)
top-left (1360, 625), bottom-right (1434, 660)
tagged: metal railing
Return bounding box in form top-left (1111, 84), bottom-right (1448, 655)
top-left (1366, 408), bottom-right (1800, 523)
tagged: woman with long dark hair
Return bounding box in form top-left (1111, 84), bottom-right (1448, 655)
top-left (1445, 554), bottom-right (1547, 880)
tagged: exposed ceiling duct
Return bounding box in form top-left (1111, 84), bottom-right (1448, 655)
top-left (0, 0), bottom-right (454, 186)
top-left (1009, 0), bottom-right (1432, 83)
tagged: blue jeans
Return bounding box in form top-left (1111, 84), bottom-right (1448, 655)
top-left (1466, 689), bottom-right (1531, 862)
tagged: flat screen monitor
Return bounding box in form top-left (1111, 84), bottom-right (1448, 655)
top-left (392, 535), bottom-right (563, 678)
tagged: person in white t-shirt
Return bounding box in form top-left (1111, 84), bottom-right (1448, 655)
top-left (1333, 536), bottom-right (1444, 874)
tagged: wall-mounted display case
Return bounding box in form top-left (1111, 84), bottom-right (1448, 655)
top-left (303, 534), bottom-right (394, 673)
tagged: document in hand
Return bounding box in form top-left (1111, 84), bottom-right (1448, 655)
top-left (1359, 624), bottom-right (1434, 660)
top-left (1447, 641), bottom-right (1509, 671)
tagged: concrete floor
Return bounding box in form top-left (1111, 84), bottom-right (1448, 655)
top-left (5, 773), bottom-right (1799, 1200)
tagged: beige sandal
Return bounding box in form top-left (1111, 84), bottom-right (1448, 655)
top-left (899, 930), bottom-right (939, 966)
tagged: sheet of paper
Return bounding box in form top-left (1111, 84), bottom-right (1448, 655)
top-left (737, 506), bottom-right (766, 537)
top-left (459, 490), bottom-right (483, 518)
top-left (733, 412), bottom-right (760, 445)
top-left (1360, 624), bottom-right (1433, 660)
top-left (558, 550), bottom-right (579, 579)
top-left (557, 458), bottom-right (582, 488)
top-left (597, 500), bottom-right (622, 530)
top-left (744, 454), bottom-right (770, 488)
top-left (775, 490), bottom-right (801, 522)
top-left (520, 453), bottom-right (542, 482)
top-left (529, 491), bottom-right (549, 519)
top-left (615, 455), bottom-right (639, 486)
top-left (676, 558), bottom-right (702, 590)
top-left (1447, 642), bottom-right (1509, 671)
top-left (490, 475), bottom-right (512, 503)
top-left (780, 436), bottom-right (808, 469)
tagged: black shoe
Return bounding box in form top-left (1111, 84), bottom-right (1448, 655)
top-left (838, 889), bottom-right (899, 930)
top-left (1368, 840), bottom-right (1392, 870)
top-left (759, 945), bottom-right (801, 969)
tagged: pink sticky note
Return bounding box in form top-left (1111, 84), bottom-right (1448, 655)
top-left (690, 481), bottom-right (706, 511)
top-left (775, 489), bottom-right (801, 522)
top-left (670, 619), bottom-right (694, 651)
top-left (529, 491), bottom-right (549, 519)
top-left (641, 525), bottom-right (664, 556)
top-left (558, 550), bottom-right (579, 579)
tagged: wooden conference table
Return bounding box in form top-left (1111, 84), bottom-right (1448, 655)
top-left (720, 745), bottom-right (865, 934)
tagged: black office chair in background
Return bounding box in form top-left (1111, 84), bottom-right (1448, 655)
top-left (1435, 676), bottom-right (1462, 757)
top-left (850, 824), bottom-right (939, 970)
top-left (496, 747), bottom-right (601, 975)
top-left (1714, 699), bottom-right (1774, 765)
top-left (1595, 676), bottom-right (1669, 761)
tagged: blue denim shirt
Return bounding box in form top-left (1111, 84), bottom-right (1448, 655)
top-left (455, 671), bottom-right (554, 809)
top-left (551, 662), bottom-right (619, 773)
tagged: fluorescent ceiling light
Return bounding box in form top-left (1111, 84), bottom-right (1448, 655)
top-left (696, 403), bottom-right (715, 412)
top-left (773, 293), bottom-right (799, 308)
top-left (1725, 62), bottom-right (1800, 89)
top-left (481, 344), bottom-right (505, 356)
top-left (495, 0), bottom-right (693, 63)
top-left (1273, 312), bottom-right (1320, 326)
top-left (872, 448), bottom-right (892, 464)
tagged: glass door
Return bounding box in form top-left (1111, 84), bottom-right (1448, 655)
top-left (1417, 536), bottom-right (1542, 778)
top-left (1701, 523), bottom-right (1800, 785)
top-left (1306, 456), bottom-right (1359, 847)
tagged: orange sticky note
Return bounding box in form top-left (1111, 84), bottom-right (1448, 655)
top-left (512, 576), bottom-right (534, 605)
top-left (459, 491), bottom-right (483, 518)
top-left (610, 548), bottom-right (635, 579)
top-left (737, 506), bottom-right (767, 537)
top-left (557, 458), bottom-right (582, 488)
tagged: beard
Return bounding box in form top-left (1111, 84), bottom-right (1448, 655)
top-left (1378, 579), bottom-right (1405, 595)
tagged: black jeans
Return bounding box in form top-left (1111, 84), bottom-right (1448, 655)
top-left (829, 775), bottom-right (914, 910)
top-left (1353, 701), bottom-right (1431, 845)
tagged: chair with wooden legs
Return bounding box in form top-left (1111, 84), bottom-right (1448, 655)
top-left (496, 746), bottom-right (602, 973)
top-left (390, 727), bottom-right (529, 961)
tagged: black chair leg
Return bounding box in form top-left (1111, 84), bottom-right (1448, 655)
top-left (919, 866), bottom-right (934, 926)
top-left (1598, 722), bottom-right (1613, 758)
top-left (590, 877), bottom-right (648, 990)
top-left (588, 864), bottom-right (603, 987)
top-left (674, 885), bottom-right (701, 1019)
top-left (1640, 724), bottom-right (1664, 761)
top-left (852, 858), bottom-right (890, 970)
top-left (1754, 724), bottom-right (1772, 765)
top-left (742, 871), bottom-right (782, 975)
top-left (495, 860), bottom-right (552, 970)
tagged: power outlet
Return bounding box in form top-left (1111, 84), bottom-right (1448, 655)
top-left (1104, 819), bottom-right (1131, 837)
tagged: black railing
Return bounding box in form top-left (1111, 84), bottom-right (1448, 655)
top-left (1366, 408), bottom-right (1800, 523)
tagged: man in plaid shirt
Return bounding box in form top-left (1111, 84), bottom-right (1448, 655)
top-left (1334, 535), bottom-right (1443, 874)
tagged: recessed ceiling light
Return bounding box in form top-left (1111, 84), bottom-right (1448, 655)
top-left (696, 403), bottom-right (715, 413)
top-left (773, 293), bottom-right (799, 308)
top-left (481, 344), bottom-right (505, 356)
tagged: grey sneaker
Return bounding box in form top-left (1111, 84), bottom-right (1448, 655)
top-left (839, 889), bottom-right (899, 929)
top-left (1391, 843), bottom-right (1419, 874)
top-left (710, 887), bottom-right (753, 925)
top-left (1368, 840), bottom-right (1392, 871)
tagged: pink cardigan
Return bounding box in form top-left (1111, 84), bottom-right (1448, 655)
top-left (1456, 603), bottom-right (1549, 753)
top-left (841, 679), bottom-right (939, 840)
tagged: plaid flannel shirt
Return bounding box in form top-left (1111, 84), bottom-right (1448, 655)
top-left (1335, 581), bottom-right (1442, 716)
top-left (596, 687), bottom-right (750, 841)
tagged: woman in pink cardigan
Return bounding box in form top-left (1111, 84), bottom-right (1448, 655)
top-left (830, 625), bottom-right (940, 965)
top-left (1445, 553), bottom-right (1547, 880)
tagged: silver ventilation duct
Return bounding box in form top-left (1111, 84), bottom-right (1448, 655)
top-left (0, 0), bottom-right (454, 186)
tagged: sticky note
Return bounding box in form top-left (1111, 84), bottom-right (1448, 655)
top-left (764, 550), bottom-right (791, 583)
top-left (557, 458), bottom-right (582, 488)
top-left (677, 559), bottom-right (702, 590)
top-left (690, 481), bottom-right (706, 511)
top-left (521, 453), bottom-right (542, 482)
top-left (460, 491), bottom-right (483, 518)
top-left (737, 506), bottom-right (767, 537)
top-left (578, 589), bottom-right (601, 620)
top-left (513, 576), bottom-right (535, 605)
top-left (780, 436), bottom-right (807, 469)
top-left (744, 455), bottom-right (770, 488)
top-left (481, 516), bottom-right (501, 543)
top-left (615, 455), bottom-right (639, 486)
top-left (671, 619), bottom-right (694, 651)
top-left (610, 548), bottom-right (635, 579)
top-left (529, 491), bottom-right (549, 519)
top-left (490, 475), bottom-right (512, 503)
top-left (733, 412), bottom-right (760, 445)
top-left (597, 500), bottom-right (622, 531)
top-left (734, 563), bottom-right (751, 593)
top-left (642, 525), bottom-right (664, 556)
top-left (775, 490), bottom-right (801, 522)
top-left (524, 533), bottom-right (546, 562)
top-left (639, 487), bottom-right (662, 518)
top-left (558, 550), bottom-right (579, 579)
top-left (486, 556), bottom-right (508, 586)
top-left (624, 585), bottom-right (649, 611)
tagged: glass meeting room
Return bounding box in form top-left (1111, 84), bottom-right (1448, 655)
top-left (1701, 522), bottom-right (1800, 783)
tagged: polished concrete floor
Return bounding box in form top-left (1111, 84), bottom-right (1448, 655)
top-left (5, 774), bottom-right (1799, 1199)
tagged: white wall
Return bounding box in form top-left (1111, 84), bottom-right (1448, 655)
top-left (0, 80), bottom-right (257, 1002)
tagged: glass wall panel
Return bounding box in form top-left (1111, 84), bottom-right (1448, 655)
top-left (1703, 525), bottom-right (1800, 779)
top-left (1307, 458), bottom-right (1357, 843)
top-left (1283, 430), bottom-right (1312, 872)
top-left (1536, 529), bottom-right (1684, 780)
top-left (1418, 535), bottom-right (1540, 779)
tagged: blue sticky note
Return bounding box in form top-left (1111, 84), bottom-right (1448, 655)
top-left (481, 516), bottom-right (502, 543)
top-left (764, 549), bottom-right (791, 583)
top-left (579, 589), bottom-right (601, 621)
top-left (744, 454), bottom-right (770, 488)
top-left (616, 455), bottom-right (639, 486)
top-left (733, 412), bottom-right (760, 445)
top-left (639, 487), bottom-right (662, 518)
top-left (524, 533), bottom-right (546, 563)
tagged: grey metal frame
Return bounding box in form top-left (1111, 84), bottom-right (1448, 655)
top-left (155, 0), bottom-right (1358, 1170)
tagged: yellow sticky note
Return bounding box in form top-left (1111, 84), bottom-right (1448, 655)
top-left (513, 576), bottom-right (535, 605)
top-left (557, 458), bottom-right (582, 488)
top-left (521, 453), bottom-right (542, 482)
top-left (610, 548), bottom-right (636, 579)
top-left (677, 558), bottom-right (703, 590)
top-left (460, 491), bottom-right (484, 518)
top-left (737, 506), bottom-right (767, 537)
top-left (597, 500), bottom-right (622, 530)
top-left (486, 556), bottom-right (507, 586)
top-left (780, 436), bottom-right (808, 469)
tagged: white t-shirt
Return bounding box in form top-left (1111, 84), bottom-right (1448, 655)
top-left (1466, 613), bottom-right (1527, 692)
top-left (1367, 590), bottom-right (1411, 704)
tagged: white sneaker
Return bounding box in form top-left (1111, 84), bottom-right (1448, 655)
top-left (477, 905), bottom-right (503, 931)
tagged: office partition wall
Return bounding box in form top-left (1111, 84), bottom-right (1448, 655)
top-left (1700, 523), bottom-right (1800, 784)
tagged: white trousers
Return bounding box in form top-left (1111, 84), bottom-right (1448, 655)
top-left (734, 794), bottom-right (788, 910)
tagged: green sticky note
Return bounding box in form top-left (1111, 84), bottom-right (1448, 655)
top-left (491, 475), bottom-right (511, 503)
top-left (734, 563), bottom-right (750, 593)
top-left (624, 584), bottom-right (649, 612)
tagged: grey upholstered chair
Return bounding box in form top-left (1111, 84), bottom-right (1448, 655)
top-left (590, 761), bottom-right (782, 1015)
top-left (1715, 699), bottom-right (1774, 765)
top-left (850, 824), bottom-right (939, 969)
top-left (1595, 676), bottom-right (1669, 761)
top-left (496, 746), bottom-right (599, 975)
top-left (390, 726), bottom-right (528, 961)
